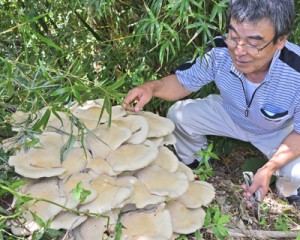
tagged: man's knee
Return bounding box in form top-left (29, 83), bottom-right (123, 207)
top-left (276, 157), bottom-right (300, 183)
top-left (167, 99), bottom-right (196, 126)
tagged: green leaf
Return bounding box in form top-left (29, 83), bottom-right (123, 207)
top-left (72, 89), bottom-right (82, 103)
top-left (60, 134), bottom-right (77, 163)
top-left (72, 181), bottom-right (91, 204)
top-left (31, 211), bottom-right (46, 228)
top-left (72, 182), bottom-right (83, 202)
top-left (212, 207), bottom-right (221, 224)
top-left (218, 214), bottom-right (231, 225)
top-left (32, 31), bottom-right (62, 51)
top-left (50, 87), bottom-right (72, 97)
top-left (38, 60), bottom-right (51, 79)
top-left (217, 225), bottom-right (229, 237)
top-left (106, 76), bottom-right (126, 91)
top-left (32, 108), bottom-right (51, 131)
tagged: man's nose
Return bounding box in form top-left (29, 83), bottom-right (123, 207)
top-left (234, 44), bottom-right (247, 56)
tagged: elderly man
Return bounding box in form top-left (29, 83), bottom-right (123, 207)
top-left (123, 0), bottom-right (300, 206)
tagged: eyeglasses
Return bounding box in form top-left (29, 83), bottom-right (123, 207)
top-left (222, 35), bottom-right (274, 55)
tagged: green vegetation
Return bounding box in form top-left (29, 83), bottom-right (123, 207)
top-left (1, 0), bottom-right (300, 239)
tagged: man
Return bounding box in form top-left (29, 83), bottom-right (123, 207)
top-left (123, 0), bottom-right (300, 207)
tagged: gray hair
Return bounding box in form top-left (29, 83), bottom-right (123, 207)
top-left (226, 0), bottom-right (295, 42)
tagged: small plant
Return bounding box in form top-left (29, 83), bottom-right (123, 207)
top-left (203, 205), bottom-right (231, 240)
top-left (194, 143), bottom-right (220, 180)
top-left (72, 181), bottom-right (91, 205)
top-left (274, 214), bottom-right (291, 231)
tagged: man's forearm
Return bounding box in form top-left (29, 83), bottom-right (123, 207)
top-left (151, 74), bottom-right (192, 101)
top-left (264, 131), bottom-right (300, 174)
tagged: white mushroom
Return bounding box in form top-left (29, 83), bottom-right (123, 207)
top-left (106, 143), bottom-right (158, 172)
top-left (176, 161), bottom-right (195, 182)
top-left (177, 181), bottom-right (215, 208)
top-left (71, 216), bottom-right (109, 240)
top-left (160, 133), bottom-right (177, 146)
top-left (6, 160), bottom-right (66, 179)
top-left (121, 207), bottom-right (173, 240)
top-left (147, 137), bottom-right (164, 147)
top-left (112, 114), bottom-right (149, 144)
top-left (151, 146), bottom-right (179, 173)
top-left (50, 212), bottom-right (88, 230)
top-left (6, 102), bottom-right (215, 238)
top-left (10, 178), bottom-right (66, 235)
top-left (79, 175), bottom-right (133, 214)
top-left (166, 200), bottom-right (206, 234)
top-left (85, 123), bottom-right (132, 159)
top-left (85, 156), bottom-right (118, 178)
top-left (131, 111), bottom-right (175, 138)
top-left (71, 100), bottom-right (126, 125)
top-left (116, 176), bottom-right (166, 209)
top-left (136, 165), bottom-right (189, 199)
top-left (59, 147), bottom-right (90, 179)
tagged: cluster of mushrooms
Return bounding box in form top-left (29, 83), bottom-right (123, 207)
top-left (4, 99), bottom-right (215, 239)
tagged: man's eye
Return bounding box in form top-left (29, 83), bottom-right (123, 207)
top-left (230, 37), bottom-right (239, 42)
top-left (247, 43), bottom-right (258, 48)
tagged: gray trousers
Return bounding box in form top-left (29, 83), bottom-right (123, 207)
top-left (167, 94), bottom-right (300, 197)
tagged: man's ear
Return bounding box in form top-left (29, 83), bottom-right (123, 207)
top-left (276, 35), bottom-right (288, 51)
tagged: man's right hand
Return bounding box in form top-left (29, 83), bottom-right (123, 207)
top-left (122, 82), bottom-right (154, 112)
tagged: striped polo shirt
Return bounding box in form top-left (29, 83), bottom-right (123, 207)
top-left (175, 37), bottom-right (300, 134)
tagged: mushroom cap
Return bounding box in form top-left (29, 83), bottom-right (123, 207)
top-left (113, 114), bottom-right (149, 144)
top-left (177, 181), bottom-right (215, 208)
top-left (147, 137), bottom-right (164, 147)
top-left (11, 111), bottom-right (30, 125)
top-left (166, 200), bottom-right (206, 234)
top-left (176, 161), bottom-right (195, 182)
top-left (71, 216), bottom-right (108, 240)
top-left (79, 175), bottom-right (133, 214)
top-left (62, 173), bottom-right (98, 209)
top-left (85, 123), bottom-right (132, 159)
top-left (59, 147), bottom-right (90, 179)
top-left (130, 111), bottom-right (175, 138)
top-left (151, 146), bottom-right (179, 173)
top-left (160, 133), bottom-right (177, 146)
top-left (8, 132), bottom-right (68, 178)
top-left (50, 212), bottom-right (88, 230)
top-left (121, 207), bottom-right (173, 240)
top-left (17, 178), bottom-right (66, 231)
top-left (136, 165), bottom-right (189, 199)
top-left (86, 156), bottom-right (118, 178)
top-left (71, 100), bottom-right (126, 124)
top-left (106, 143), bottom-right (158, 172)
top-left (7, 159), bottom-right (66, 179)
top-left (116, 176), bottom-right (166, 209)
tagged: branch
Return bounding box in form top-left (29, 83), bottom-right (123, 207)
top-left (207, 228), bottom-right (300, 239)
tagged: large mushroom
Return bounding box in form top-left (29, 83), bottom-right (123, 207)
top-left (120, 205), bottom-right (173, 240)
top-left (9, 178), bottom-right (67, 236)
top-left (6, 99), bottom-right (216, 239)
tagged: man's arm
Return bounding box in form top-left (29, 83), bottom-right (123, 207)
top-left (123, 74), bottom-right (192, 112)
top-left (244, 130), bottom-right (300, 206)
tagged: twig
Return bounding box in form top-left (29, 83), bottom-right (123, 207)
top-left (207, 228), bottom-right (300, 239)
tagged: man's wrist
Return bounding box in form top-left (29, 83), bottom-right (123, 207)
top-left (263, 160), bottom-right (279, 175)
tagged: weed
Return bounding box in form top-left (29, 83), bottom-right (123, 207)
top-left (194, 143), bottom-right (220, 181)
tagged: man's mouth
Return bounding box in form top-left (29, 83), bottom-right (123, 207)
top-left (235, 59), bottom-right (250, 66)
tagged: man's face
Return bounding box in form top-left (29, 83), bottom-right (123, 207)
top-left (227, 18), bottom-right (287, 79)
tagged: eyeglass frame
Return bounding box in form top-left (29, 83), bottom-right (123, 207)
top-left (222, 35), bottom-right (274, 55)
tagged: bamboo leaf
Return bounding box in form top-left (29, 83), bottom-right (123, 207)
top-left (32, 108), bottom-right (51, 132)
top-left (32, 31), bottom-right (62, 51)
top-left (50, 87), bottom-right (72, 97)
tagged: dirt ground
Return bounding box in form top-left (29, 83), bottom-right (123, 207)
top-left (201, 144), bottom-right (300, 240)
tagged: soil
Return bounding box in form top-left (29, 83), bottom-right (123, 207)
top-left (200, 144), bottom-right (300, 240)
